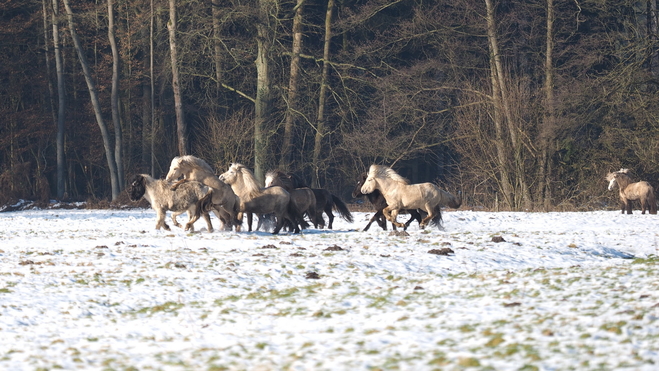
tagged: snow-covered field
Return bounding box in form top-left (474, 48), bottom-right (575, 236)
top-left (1, 207), bottom-right (658, 370)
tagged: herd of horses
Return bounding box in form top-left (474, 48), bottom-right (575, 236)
top-left (126, 159), bottom-right (656, 234)
top-left (127, 155), bottom-right (462, 234)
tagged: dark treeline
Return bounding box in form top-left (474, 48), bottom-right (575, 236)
top-left (2, 0), bottom-right (659, 210)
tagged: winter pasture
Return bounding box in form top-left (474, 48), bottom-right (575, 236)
top-left (0, 206), bottom-right (658, 370)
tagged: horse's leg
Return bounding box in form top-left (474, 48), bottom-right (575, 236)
top-left (324, 204), bottom-right (335, 229)
top-left (307, 202), bottom-right (318, 228)
top-left (234, 211), bottom-right (244, 232)
top-left (403, 209), bottom-right (422, 230)
top-left (640, 196), bottom-right (647, 214)
top-left (171, 210), bottom-right (184, 228)
top-left (419, 205), bottom-right (435, 229)
top-left (197, 211), bottom-right (213, 232)
top-left (626, 200), bottom-right (633, 214)
top-left (316, 210), bottom-right (326, 229)
top-left (247, 213), bottom-right (253, 232)
top-left (156, 208), bottom-right (170, 230)
top-left (363, 210), bottom-right (382, 231)
top-left (272, 213), bottom-right (286, 235)
top-left (383, 206), bottom-right (405, 228)
top-left (182, 209), bottom-right (196, 231)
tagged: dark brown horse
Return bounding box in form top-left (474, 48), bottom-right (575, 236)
top-left (265, 170), bottom-right (353, 229)
top-left (352, 173), bottom-right (424, 231)
top-left (265, 170), bottom-right (319, 228)
top-left (606, 169), bottom-right (657, 214)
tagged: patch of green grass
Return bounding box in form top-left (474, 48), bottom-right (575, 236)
top-left (135, 301), bottom-right (184, 315)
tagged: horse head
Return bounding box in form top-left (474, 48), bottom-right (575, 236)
top-left (607, 169), bottom-right (631, 191)
top-left (218, 163), bottom-right (239, 184)
top-left (128, 174), bottom-right (147, 201)
top-left (352, 173), bottom-right (369, 198)
top-left (265, 170), bottom-right (284, 188)
top-left (360, 174), bottom-right (377, 195)
top-left (166, 156), bottom-right (186, 182)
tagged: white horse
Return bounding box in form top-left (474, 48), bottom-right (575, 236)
top-left (360, 164), bottom-right (448, 229)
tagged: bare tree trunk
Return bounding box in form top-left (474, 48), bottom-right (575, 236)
top-left (63, 0), bottom-right (120, 200)
top-left (311, 0), bottom-right (334, 188)
top-left (253, 0), bottom-right (275, 184)
top-left (538, 0), bottom-right (555, 211)
top-left (280, 0), bottom-right (305, 170)
top-left (212, 0), bottom-right (223, 92)
top-left (649, 0), bottom-right (659, 76)
top-left (50, 0), bottom-right (66, 199)
top-left (484, 0), bottom-right (513, 208)
top-left (150, 0), bottom-right (156, 176)
top-left (485, 0), bottom-right (532, 210)
top-left (108, 0), bottom-right (124, 189)
top-left (168, 0), bottom-right (188, 156)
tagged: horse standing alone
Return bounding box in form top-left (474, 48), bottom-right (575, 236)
top-left (606, 169), bottom-right (657, 214)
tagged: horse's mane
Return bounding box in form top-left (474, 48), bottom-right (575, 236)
top-left (174, 155), bottom-right (215, 174)
top-left (367, 164), bottom-right (409, 185)
top-left (606, 168), bottom-right (631, 181)
top-left (231, 163), bottom-right (261, 199)
top-left (266, 169), bottom-right (309, 190)
top-left (265, 169), bottom-right (287, 181)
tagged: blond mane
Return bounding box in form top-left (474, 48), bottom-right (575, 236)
top-left (606, 168), bottom-right (631, 182)
top-left (230, 163), bottom-right (262, 200)
top-left (367, 164), bottom-right (409, 185)
top-left (174, 155), bottom-right (215, 174)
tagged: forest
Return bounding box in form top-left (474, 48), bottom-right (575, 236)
top-left (1, 0), bottom-right (659, 211)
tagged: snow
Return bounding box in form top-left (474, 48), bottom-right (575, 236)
top-left (1, 207), bottom-right (658, 370)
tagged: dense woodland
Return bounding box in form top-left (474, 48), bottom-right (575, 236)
top-left (2, 0), bottom-right (659, 210)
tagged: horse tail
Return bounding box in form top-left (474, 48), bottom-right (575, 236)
top-left (331, 195), bottom-right (354, 223)
top-left (195, 190), bottom-right (214, 221)
top-left (428, 204), bottom-right (443, 229)
top-left (446, 190), bottom-right (462, 209)
top-left (649, 186), bottom-right (657, 215)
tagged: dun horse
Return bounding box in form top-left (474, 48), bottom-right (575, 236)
top-left (219, 163), bottom-right (308, 234)
top-left (127, 174), bottom-right (213, 231)
top-left (360, 165), bottom-right (457, 229)
top-left (354, 173), bottom-right (461, 231)
top-left (606, 169), bottom-right (657, 214)
top-left (265, 170), bottom-right (319, 228)
top-left (265, 170), bottom-right (353, 229)
top-left (353, 173), bottom-right (423, 231)
top-left (166, 155), bottom-right (241, 230)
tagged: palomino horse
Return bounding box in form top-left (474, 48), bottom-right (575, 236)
top-left (265, 170), bottom-right (353, 229)
top-left (265, 170), bottom-right (319, 228)
top-left (219, 163), bottom-right (308, 234)
top-left (606, 168), bottom-right (657, 214)
top-left (353, 173), bottom-right (461, 231)
top-left (166, 155), bottom-right (241, 230)
top-left (360, 165), bottom-right (454, 229)
top-left (353, 173), bottom-right (423, 231)
top-left (127, 174), bottom-right (213, 231)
